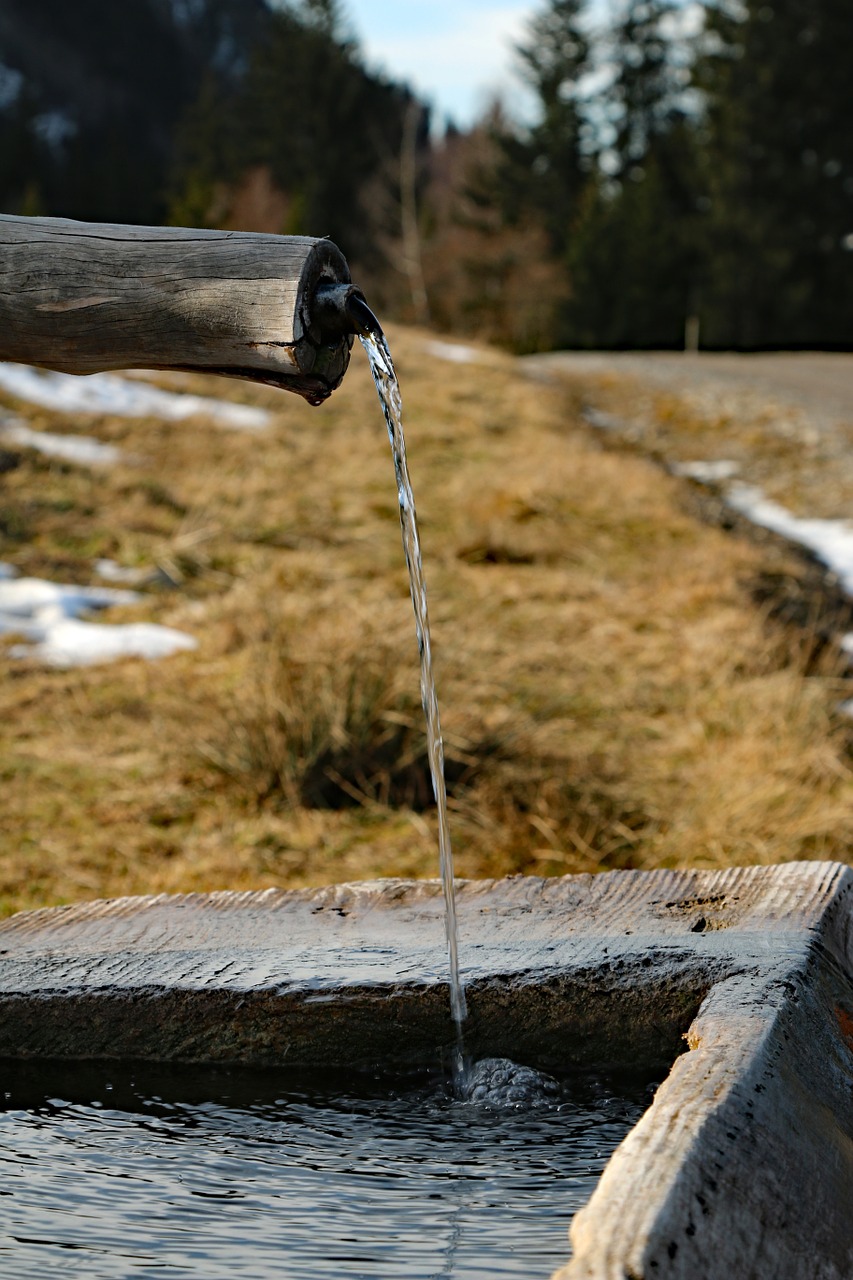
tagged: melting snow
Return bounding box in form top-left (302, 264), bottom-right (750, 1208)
top-left (672, 459), bottom-right (740, 484)
top-left (427, 340), bottom-right (481, 364)
top-left (94, 558), bottom-right (151, 585)
top-left (0, 575), bottom-right (196, 668)
top-left (0, 418), bottom-right (128, 466)
top-left (678, 470), bottom-right (853, 681)
top-left (727, 483), bottom-right (853, 598)
top-left (0, 364), bottom-right (270, 430)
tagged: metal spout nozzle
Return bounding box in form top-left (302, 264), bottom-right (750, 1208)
top-left (312, 282), bottom-right (384, 342)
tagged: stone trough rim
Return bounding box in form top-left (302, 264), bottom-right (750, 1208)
top-left (1, 860), bottom-right (852, 1280)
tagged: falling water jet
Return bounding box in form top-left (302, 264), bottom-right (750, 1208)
top-left (345, 293), bottom-right (468, 1081)
top-left (343, 293), bottom-right (566, 1105)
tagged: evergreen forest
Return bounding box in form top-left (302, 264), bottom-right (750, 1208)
top-left (0, 0), bottom-right (850, 351)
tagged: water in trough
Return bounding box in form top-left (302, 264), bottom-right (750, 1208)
top-left (0, 1061), bottom-right (651, 1278)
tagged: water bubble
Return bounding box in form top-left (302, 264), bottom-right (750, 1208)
top-left (458, 1058), bottom-right (561, 1110)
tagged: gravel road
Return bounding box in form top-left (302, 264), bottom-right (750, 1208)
top-left (527, 351), bottom-right (853, 433)
top-left (525, 350), bottom-right (853, 522)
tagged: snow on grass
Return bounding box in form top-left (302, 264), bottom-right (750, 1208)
top-left (94, 559), bottom-right (152, 585)
top-left (672, 459), bottom-right (740, 484)
top-left (0, 418), bottom-right (128, 466)
top-left (10, 618), bottom-right (197, 667)
top-left (680, 471), bottom-right (853, 676)
top-left (727, 482), bottom-right (853, 598)
top-left (0, 364), bottom-right (270, 430)
top-left (0, 574), bottom-right (196, 668)
top-left (0, 577), bottom-right (139, 623)
top-left (426, 340), bottom-right (481, 364)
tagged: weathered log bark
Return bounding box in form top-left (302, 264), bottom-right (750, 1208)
top-left (0, 216), bottom-right (358, 403)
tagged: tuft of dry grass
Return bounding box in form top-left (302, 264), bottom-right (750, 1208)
top-left (204, 628), bottom-right (439, 812)
top-left (0, 328), bottom-right (851, 915)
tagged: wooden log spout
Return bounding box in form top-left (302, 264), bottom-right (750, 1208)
top-left (0, 216), bottom-right (360, 404)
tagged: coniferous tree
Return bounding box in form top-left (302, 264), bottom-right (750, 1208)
top-left (170, 2), bottom-right (412, 266)
top-left (499, 0), bottom-right (592, 257)
top-left (565, 0), bottom-right (704, 347)
top-left (696, 0), bottom-right (853, 347)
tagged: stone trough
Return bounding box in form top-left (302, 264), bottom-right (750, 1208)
top-left (1, 861), bottom-right (851, 1279)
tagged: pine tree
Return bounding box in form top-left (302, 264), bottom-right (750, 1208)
top-left (697, 0), bottom-right (853, 346)
top-left (499, 0), bottom-right (592, 257)
top-left (606, 0), bottom-right (685, 179)
top-left (563, 0), bottom-right (704, 347)
top-left (230, 6), bottom-right (410, 261)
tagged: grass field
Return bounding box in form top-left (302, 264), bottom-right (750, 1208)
top-left (1, 327), bottom-right (851, 915)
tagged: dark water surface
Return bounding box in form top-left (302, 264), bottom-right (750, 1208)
top-left (0, 1060), bottom-right (651, 1279)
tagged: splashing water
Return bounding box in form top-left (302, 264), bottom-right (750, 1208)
top-left (359, 330), bottom-right (467, 1067)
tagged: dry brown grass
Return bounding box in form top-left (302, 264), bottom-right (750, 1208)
top-left (0, 328), bottom-right (851, 915)
top-left (566, 366), bottom-right (853, 520)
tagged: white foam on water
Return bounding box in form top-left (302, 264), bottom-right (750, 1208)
top-left (0, 575), bottom-right (196, 668)
top-left (0, 418), bottom-right (127, 466)
top-left (458, 1058), bottom-right (561, 1109)
top-left (0, 364), bottom-right (270, 430)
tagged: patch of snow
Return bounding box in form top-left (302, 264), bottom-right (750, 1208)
top-left (672, 459), bottom-right (740, 484)
top-left (9, 620), bottom-right (197, 668)
top-left (94, 559), bottom-right (151, 585)
top-left (0, 575), bottom-right (196, 668)
top-left (0, 578), bottom-right (139, 625)
top-left (727, 483), bottom-right (853, 597)
top-left (582, 407), bottom-right (626, 433)
top-left (0, 364), bottom-right (270, 430)
top-left (426, 340), bottom-right (480, 364)
top-left (0, 419), bottom-right (127, 466)
top-left (680, 471), bottom-right (853, 672)
top-left (839, 634), bottom-right (853, 684)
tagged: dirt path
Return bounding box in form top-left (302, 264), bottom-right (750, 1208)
top-left (528, 351), bottom-right (853, 425)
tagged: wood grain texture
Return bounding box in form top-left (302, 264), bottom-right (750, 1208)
top-left (1, 863), bottom-right (851, 1278)
top-left (0, 216), bottom-right (354, 401)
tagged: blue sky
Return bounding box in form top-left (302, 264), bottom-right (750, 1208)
top-left (344, 1), bottom-right (539, 129)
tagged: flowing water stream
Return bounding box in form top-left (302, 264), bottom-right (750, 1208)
top-left (359, 330), bottom-right (467, 1068)
top-left (358, 327), bottom-right (567, 1105)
